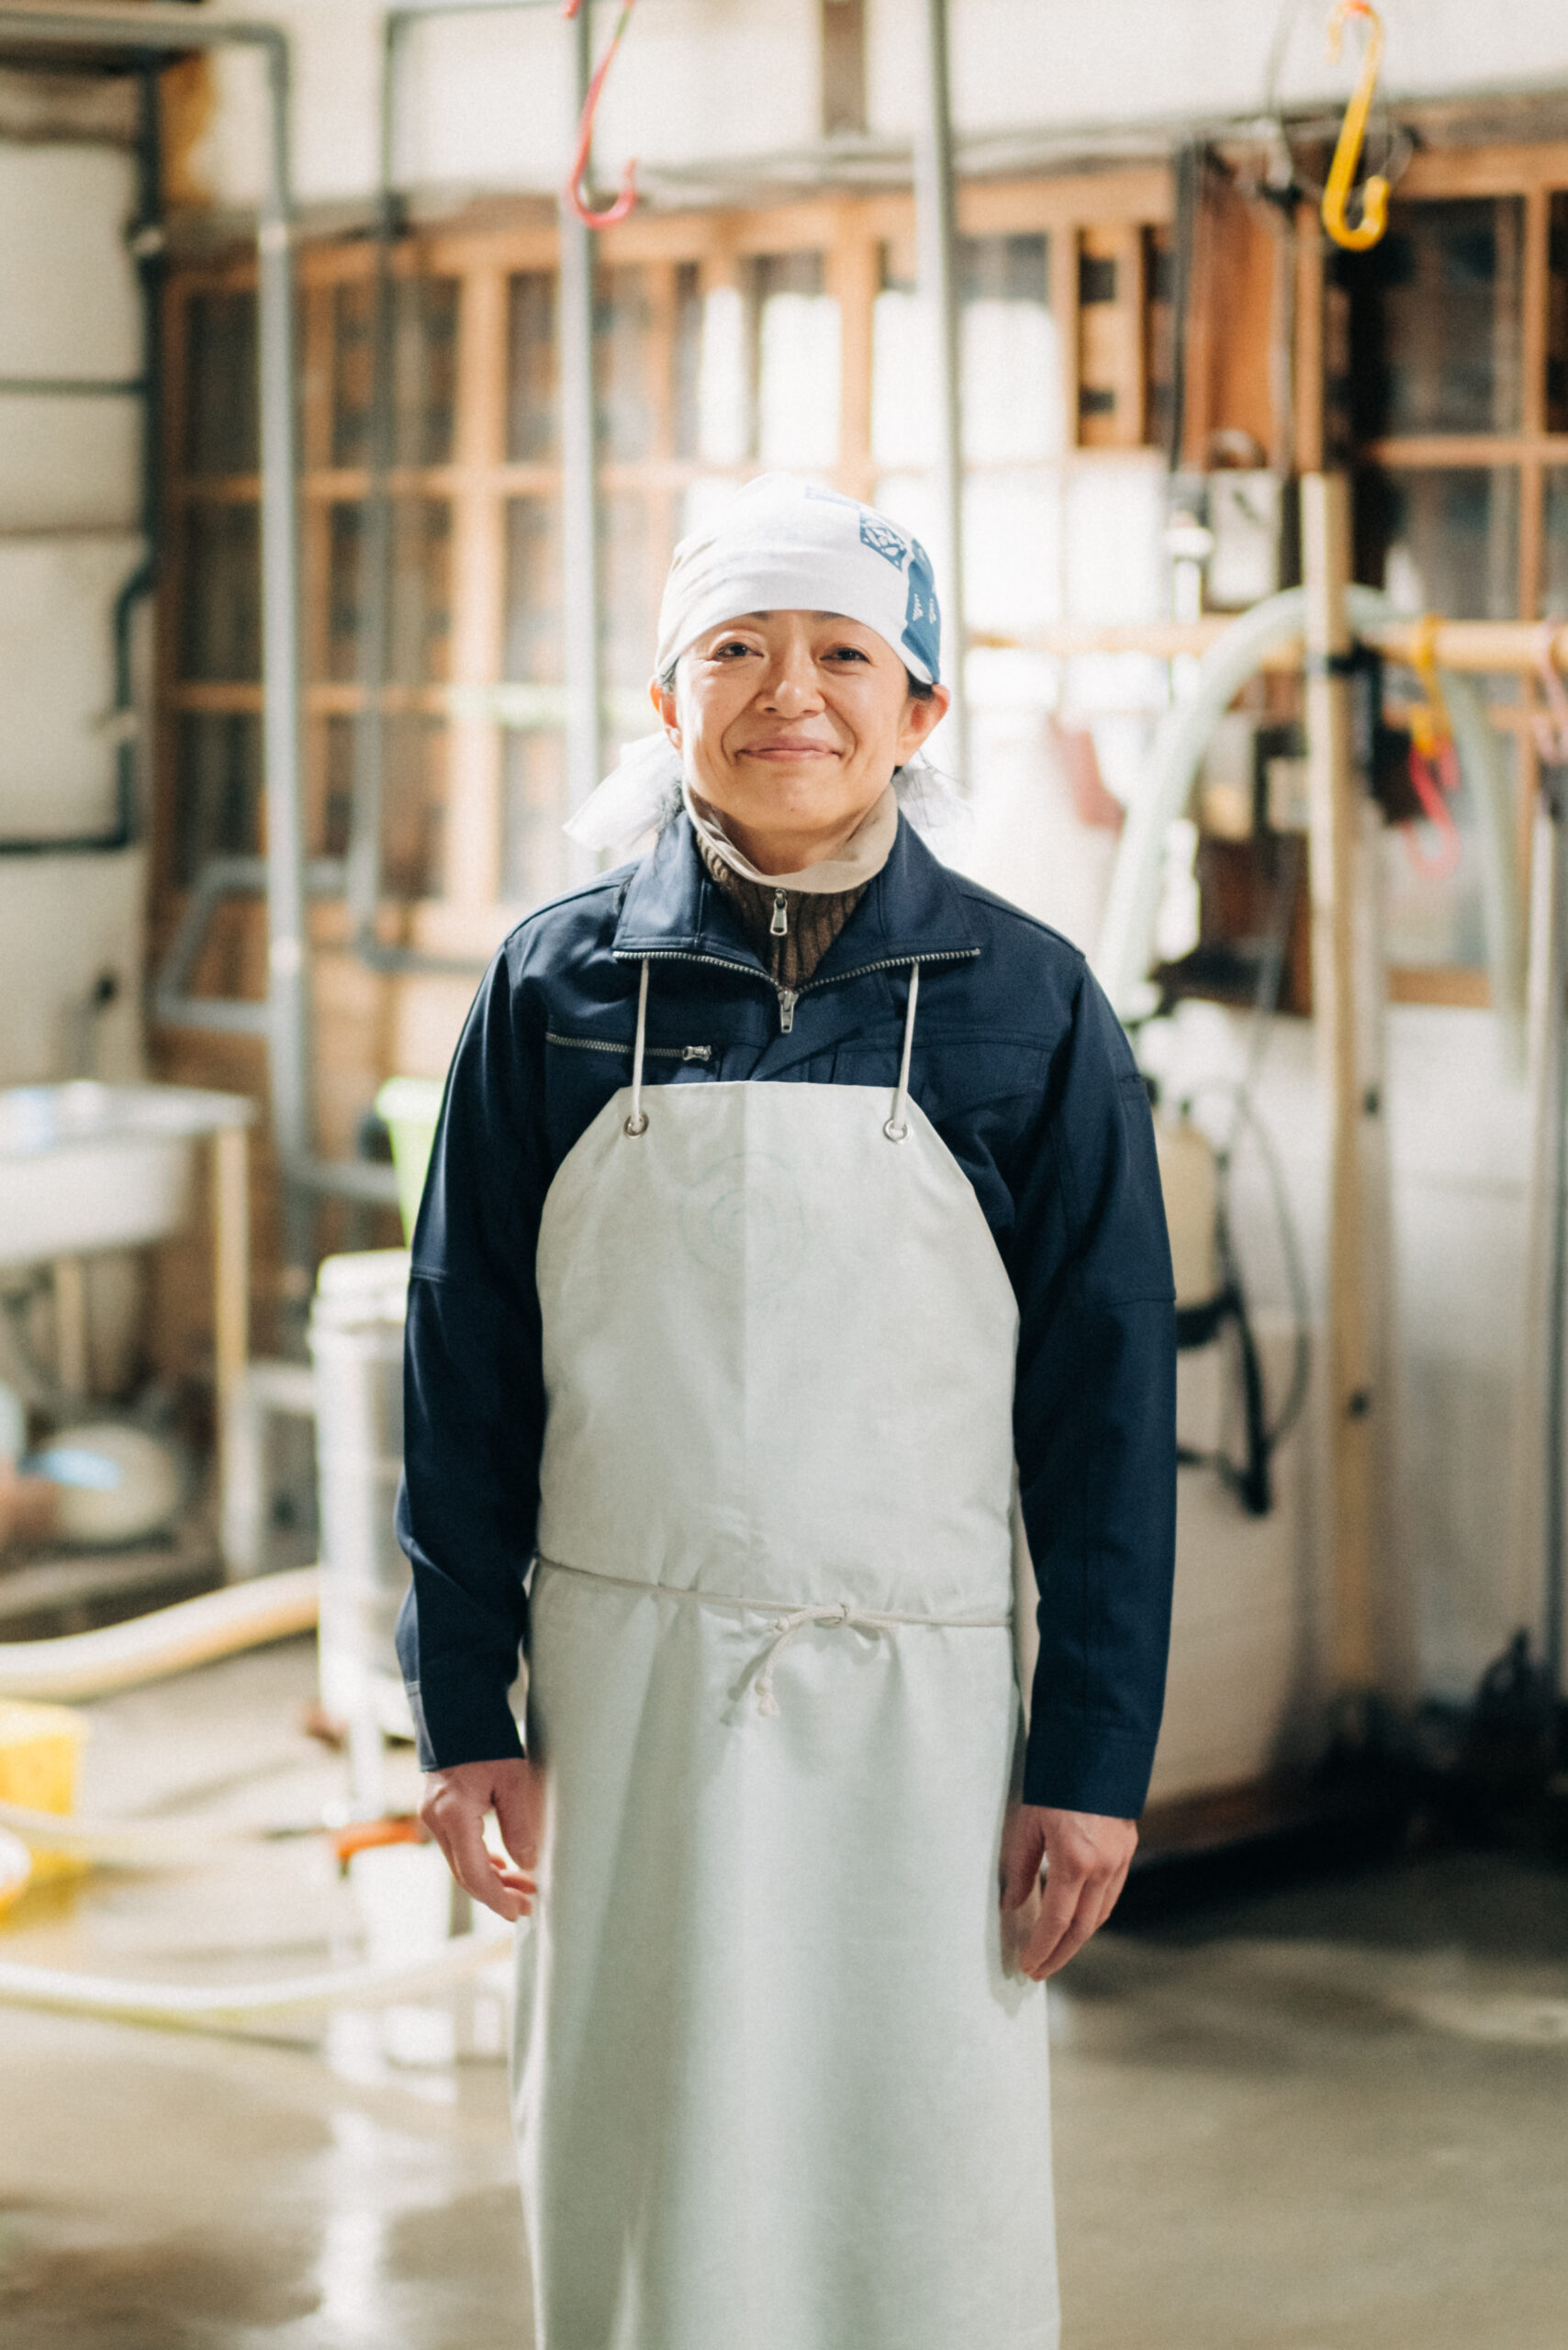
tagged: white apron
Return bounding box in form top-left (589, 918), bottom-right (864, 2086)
top-left (515, 961), bottom-right (1058, 2350)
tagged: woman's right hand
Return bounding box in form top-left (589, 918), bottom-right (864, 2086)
top-left (418, 1756), bottom-right (543, 1922)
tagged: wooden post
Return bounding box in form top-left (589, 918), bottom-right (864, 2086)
top-left (212, 1122), bottom-right (252, 1575)
top-left (51, 1257), bottom-right (88, 1399)
top-left (1302, 473), bottom-right (1380, 1713)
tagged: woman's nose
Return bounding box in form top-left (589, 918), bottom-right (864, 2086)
top-left (763, 658), bottom-right (822, 712)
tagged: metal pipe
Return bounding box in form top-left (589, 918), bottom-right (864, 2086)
top-left (348, 1), bottom-right (558, 979)
top-left (253, 37), bottom-right (315, 1299)
top-left (913, 0), bottom-right (968, 783)
top-left (0, 11), bottom-right (320, 1296)
top-left (559, 0), bottom-right (605, 857)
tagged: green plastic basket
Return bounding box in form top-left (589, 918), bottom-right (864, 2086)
top-left (375, 1076), bottom-right (445, 1244)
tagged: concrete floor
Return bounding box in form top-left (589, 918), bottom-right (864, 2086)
top-left (3, 1639), bottom-right (1566, 2349)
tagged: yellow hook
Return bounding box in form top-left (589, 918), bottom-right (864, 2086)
top-left (1321, 0), bottom-right (1389, 252)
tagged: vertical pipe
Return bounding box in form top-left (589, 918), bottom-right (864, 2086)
top-left (913, 0), bottom-right (967, 781)
top-left (348, 14), bottom-right (404, 940)
top-left (256, 37), bottom-right (315, 1302)
top-left (559, 2), bottom-right (603, 859)
top-left (1302, 474), bottom-right (1379, 1721)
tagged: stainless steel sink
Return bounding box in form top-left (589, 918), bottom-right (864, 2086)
top-left (0, 1082), bottom-right (254, 1270)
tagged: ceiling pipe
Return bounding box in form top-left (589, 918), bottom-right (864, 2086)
top-left (913, 0), bottom-right (968, 786)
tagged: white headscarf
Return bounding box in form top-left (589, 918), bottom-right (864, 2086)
top-left (566, 475), bottom-right (959, 858)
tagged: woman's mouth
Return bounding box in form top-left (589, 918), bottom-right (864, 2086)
top-left (739, 740), bottom-right (839, 759)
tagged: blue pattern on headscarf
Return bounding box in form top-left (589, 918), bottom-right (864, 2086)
top-left (902, 538), bottom-right (940, 678)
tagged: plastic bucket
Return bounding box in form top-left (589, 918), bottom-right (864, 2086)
top-left (309, 1251), bottom-right (414, 1743)
top-left (375, 1077), bottom-right (444, 1246)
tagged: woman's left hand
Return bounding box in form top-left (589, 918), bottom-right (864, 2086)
top-left (1000, 1804), bottom-right (1137, 1980)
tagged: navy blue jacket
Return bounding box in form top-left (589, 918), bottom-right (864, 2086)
top-left (396, 811), bottom-right (1176, 1817)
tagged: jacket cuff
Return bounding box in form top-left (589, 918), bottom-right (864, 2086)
top-left (1023, 1704), bottom-right (1157, 1818)
top-left (404, 1674), bottom-right (525, 1774)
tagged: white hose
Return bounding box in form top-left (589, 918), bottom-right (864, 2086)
top-left (1093, 585), bottom-right (1528, 1071)
top-left (0, 1926), bottom-right (510, 2032)
top-left (0, 1565), bottom-right (319, 1701)
top-left (0, 1796), bottom-right (319, 1866)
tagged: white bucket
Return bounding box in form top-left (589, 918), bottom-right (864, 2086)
top-left (309, 1251), bottom-right (413, 1756)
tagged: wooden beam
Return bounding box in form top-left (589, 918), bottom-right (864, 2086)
top-left (443, 267), bottom-right (507, 906)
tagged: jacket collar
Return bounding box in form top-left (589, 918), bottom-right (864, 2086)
top-left (612, 809), bottom-right (979, 973)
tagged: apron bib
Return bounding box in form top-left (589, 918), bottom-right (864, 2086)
top-left (516, 962), bottom-right (1058, 2350)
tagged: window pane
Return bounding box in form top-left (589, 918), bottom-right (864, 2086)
top-left (323, 498), bottom-right (452, 684)
top-left (1065, 463), bottom-right (1164, 623)
top-left (392, 499), bottom-right (452, 683)
top-left (330, 275), bottom-right (460, 467)
top-left (1550, 196), bottom-right (1568, 433)
top-left (502, 495), bottom-right (567, 906)
top-left (1347, 197), bottom-right (1524, 437)
top-left (1363, 467), bottom-right (1519, 620)
top-left (382, 714), bottom-right (447, 897)
top-left (874, 233), bottom-right (1061, 471)
top-left (507, 270), bottom-right (556, 460)
top-left (174, 711), bottom-right (261, 885)
top-left (696, 285), bottom-right (750, 464)
top-left (597, 264), bottom-right (654, 461)
top-left (751, 252), bottom-right (839, 470)
top-left (325, 503), bottom-right (362, 683)
top-left (179, 503), bottom-right (261, 680)
top-left (600, 489), bottom-right (660, 700)
top-left (502, 731), bottom-right (569, 907)
top-left (185, 290), bottom-right (257, 476)
top-left (503, 496), bottom-right (563, 683)
top-left (673, 262), bottom-right (703, 461)
top-left (962, 234), bottom-right (1059, 464)
top-left (1540, 468), bottom-right (1568, 613)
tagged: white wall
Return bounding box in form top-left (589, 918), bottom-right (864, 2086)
top-left (195, 0), bottom-right (822, 208)
top-left (871, 0), bottom-right (1568, 144)
top-left (187, 0), bottom-right (1568, 212)
top-left (0, 140), bottom-right (146, 1088)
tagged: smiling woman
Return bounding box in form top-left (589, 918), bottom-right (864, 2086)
top-left (396, 472), bottom-right (1176, 2350)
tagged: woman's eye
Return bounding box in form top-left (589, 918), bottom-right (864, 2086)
top-left (825, 645), bottom-right (868, 664)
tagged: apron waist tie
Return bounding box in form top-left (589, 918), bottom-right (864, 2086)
top-left (535, 1558), bottom-right (1010, 1717)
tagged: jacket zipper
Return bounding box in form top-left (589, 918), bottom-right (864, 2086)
top-left (546, 1032), bottom-right (712, 1062)
top-left (614, 945), bottom-right (980, 1035)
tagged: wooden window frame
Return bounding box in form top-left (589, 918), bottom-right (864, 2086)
top-left (156, 164), bottom-right (1174, 976)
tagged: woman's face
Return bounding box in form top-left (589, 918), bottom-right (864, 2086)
top-left (650, 610), bottom-right (949, 874)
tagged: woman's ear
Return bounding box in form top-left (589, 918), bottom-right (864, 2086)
top-left (648, 675), bottom-right (680, 746)
top-left (897, 683), bottom-right (951, 764)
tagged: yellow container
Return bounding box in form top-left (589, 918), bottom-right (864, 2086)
top-left (0, 1699), bottom-right (89, 1887)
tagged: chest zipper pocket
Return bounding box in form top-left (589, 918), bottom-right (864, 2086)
top-left (546, 1032), bottom-right (712, 1066)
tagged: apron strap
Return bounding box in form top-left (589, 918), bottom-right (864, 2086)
top-left (883, 961), bottom-right (920, 1143)
top-left (625, 958), bottom-right (651, 1136)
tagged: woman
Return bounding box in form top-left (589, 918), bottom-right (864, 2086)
top-left (398, 474), bottom-right (1176, 2350)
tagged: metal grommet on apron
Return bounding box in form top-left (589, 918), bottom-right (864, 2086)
top-left (517, 955), bottom-right (1058, 2350)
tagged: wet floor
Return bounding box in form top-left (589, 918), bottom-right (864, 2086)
top-left (3, 1638), bottom-right (1566, 2347)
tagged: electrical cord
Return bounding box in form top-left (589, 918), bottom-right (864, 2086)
top-left (1182, 1075), bottom-right (1315, 1460)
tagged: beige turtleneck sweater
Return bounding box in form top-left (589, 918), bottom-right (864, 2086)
top-left (687, 784), bottom-right (896, 991)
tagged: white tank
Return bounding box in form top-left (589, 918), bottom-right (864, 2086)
top-left (309, 1251), bottom-right (413, 1749)
top-left (1153, 1116), bottom-right (1221, 1311)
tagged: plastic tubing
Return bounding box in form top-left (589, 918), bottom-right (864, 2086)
top-left (0, 1927), bottom-right (509, 2033)
top-left (1092, 585), bottom-right (1528, 1073)
top-left (0, 1566), bottom-right (319, 1703)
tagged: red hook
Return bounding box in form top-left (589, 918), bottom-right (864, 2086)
top-left (562, 0), bottom-right (639, 229)
top-left (1401, 739), bottom-right (1462, 881)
